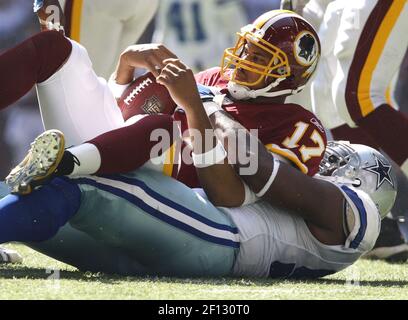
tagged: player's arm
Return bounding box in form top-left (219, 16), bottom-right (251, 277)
top-left (156, 59), bottom-right (246, 207)
top-left (209, 110), bottom-right (346, 245)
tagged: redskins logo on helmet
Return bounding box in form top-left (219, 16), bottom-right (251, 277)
top-left (221, 10), bottom-right (321, 100)
top-left (294, 31), bottom-right (319, 66)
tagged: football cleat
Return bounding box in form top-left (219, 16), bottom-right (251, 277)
top-left (5, 130), bottom-right (65, 195)
top-left (0, 247), bottom-right (23, 264)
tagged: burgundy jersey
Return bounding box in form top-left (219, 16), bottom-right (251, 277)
top-left (173, 67), bottom-right (327, 188)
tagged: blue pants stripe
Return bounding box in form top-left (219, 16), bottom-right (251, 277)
top-left (75, 177), bottom-right (240, 248)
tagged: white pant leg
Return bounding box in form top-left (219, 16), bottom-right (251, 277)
top-left (333, 0), bottom-right (408, 127)
top-left (36, 39), bottom-right (125, 146)
top-left (302, 0), bottom-right (333, 30)
top-left (73, 0), bottom-right (158, 79)
top-left (286, 0), bottom-right (339, 114)
top-left (310, 0), bottom-right (346, 129)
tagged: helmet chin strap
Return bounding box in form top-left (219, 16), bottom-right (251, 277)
top-left (227, 78), bottom-right (305, 100)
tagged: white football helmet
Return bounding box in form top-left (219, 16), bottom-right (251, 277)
top-left (319, 141), bottom-right (397, 219)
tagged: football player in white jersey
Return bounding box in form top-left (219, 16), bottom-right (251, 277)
top-left (0, 8), bottom-right (328, 265)
top-left (1, 3), bottom-right (392, 271)
top-left (0, 54), bottom-right (397, 277)
top-left (0, 132), bottom-right (396, 277)
top-left (152, 0), bottom-right (248, 72)
top-left (34, 0), bottom-right (158, 79)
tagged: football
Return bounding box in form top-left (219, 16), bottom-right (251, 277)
top-left (117, 72), bottom-right (177, 121)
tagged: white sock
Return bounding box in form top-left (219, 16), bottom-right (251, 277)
top-left (66, 143), bottom-right (101, 176)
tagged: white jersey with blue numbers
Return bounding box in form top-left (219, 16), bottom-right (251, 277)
top-left (220, 184), bottom-right (381, 278)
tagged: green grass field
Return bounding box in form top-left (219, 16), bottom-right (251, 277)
top-left (1, 243), bottom-right (408, 300)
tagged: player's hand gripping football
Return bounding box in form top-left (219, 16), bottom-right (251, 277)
top-left (156, 58), bottom-right (202, 111)
top-left (119, 44), bottom-right (178, 80)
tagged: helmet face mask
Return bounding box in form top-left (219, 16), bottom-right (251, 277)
top-left (221, 26), bottom-right (290, 87)
top-left (220, 10), bottom-right (320, 100)
top-left (319, 141), bottom-right (398, 219)
top-left (319, 142), bottom-right (359, 182)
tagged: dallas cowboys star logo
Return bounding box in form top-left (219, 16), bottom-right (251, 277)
top-left (364, 155), bottom-right (394, 190)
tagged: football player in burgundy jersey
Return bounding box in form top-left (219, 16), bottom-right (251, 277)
top-left (0, 110), bottom-right (397, 278)
top-left (0, 50), bottom-right (398, 275)
top-left (0, 10), bottom-right (326, 197)
top-left (98, 9), bottom-right (327, 188)
top-left (0, 9), bottom-right (398, 276)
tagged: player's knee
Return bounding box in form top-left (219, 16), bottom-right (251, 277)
top-left (137, 114), bottom-right (175, 136)
top-left (154, 114), bottom-right (174, 129)
top-left (26, 178), bottom-right (81, 241)
top-left (31, 31), bottom-right (72, 82)
top-left (32, 30), bottom-right (70, 52)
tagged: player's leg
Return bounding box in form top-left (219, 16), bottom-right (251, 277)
top-left (301, 0), bottom-right (332, 30)
top-left (332, 0), bottom-right (408, 171)
top-left (329, 0), bottom-right (408, 250)
top-left (0, 31), bottom-right (71, 110)
top-left (67, 114), bottom-right (178, 176)
top-left (6, 115), bottom-right (179, 194)
top-left (0, 184), bottom-right (23, 264)
top-left (0, 29), bottom-right (125, 146)
top-left (0, 178), bottom-right (80, 244)
top-left (69, 169), bottom-right (238, 277)
top-left (331, 124), bottom-right (380, 150)
top-left (28, 224), bottom-right (153, 275)
top-left (331, 124), bottom-right (408, 262)
top-left (0, 171), bottom-right (238, 277)
top-left (0, 180), bottom-right (150, 274)
top-left (64, 0), bottom-right (123, 79)
top-left (310, 0), bottom-right (346, 130)
top-left (35, 36), bottom-right (125, 146)
top-left (69, 0), bottom-right (159, 79)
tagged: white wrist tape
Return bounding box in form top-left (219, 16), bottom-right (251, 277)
top-left (108, 75), bottom-right (132, 99)
top-left (255, 159), bottom-right (280, 197)
top-left (192, 140), bottom-right (227, 168)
